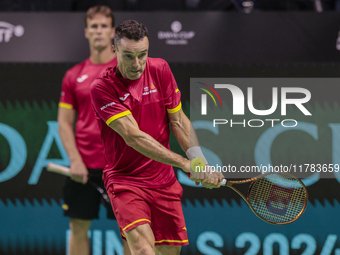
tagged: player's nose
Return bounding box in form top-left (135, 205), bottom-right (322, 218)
top-left (96, 26), bottom-right (103, 33)
top-left (132, 57), bottom-right (139, 67)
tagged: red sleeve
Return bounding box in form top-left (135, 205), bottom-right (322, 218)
top-left (90, 80), bottom-right (131, 126)
top-left (161, 61), bottom-right (182, 113)
top-left (59, 70), bottom-right (76, 110)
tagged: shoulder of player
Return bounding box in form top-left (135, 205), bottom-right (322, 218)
top-left (63, 59), bottom-right (88, 81)
top-left (147, 57), bottom-right (169, 73)
top-left (90, 67), bottom-right (117, 92)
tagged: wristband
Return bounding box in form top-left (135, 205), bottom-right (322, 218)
top-left (185, 146), bottom-right (208, 165)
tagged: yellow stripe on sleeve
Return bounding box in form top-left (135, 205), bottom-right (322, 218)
top-left (122, 219), bottom-right (151, 231)
top-left (58, 102), bottom-right (73, 109)
top-left (167, 101), bottom-right (182, 114)
top-left (175, 88), bottom-right (179, 93)
top-left (106, 110), bottom-right (132, 126)
top-left (155, 239), bottom-right (189, 244)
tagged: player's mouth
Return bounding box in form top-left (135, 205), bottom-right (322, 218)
top-left (130, 70), bottom-right (140, 74)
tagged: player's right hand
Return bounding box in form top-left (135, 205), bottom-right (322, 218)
top-left (70, 159), bottom-right (88, 184)
top-left (190, 165), bottom-right (224, 189)
top-left (201, 169), bottom-right (224, 189)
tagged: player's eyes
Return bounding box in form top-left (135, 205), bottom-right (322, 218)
top-left (125, 55), bottom-right (133, 59)
top-left (139, 53), bottom-right (146, 59)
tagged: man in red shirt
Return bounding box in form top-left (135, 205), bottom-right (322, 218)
top-left (58, 6), bottom-right (129, 255)
top-left (91, 20), bottom-right (223, 255)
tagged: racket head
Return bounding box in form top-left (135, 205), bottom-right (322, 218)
top-left (246, 172), bottom-right (308, 225)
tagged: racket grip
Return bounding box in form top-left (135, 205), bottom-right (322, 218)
top-left (221, 179), bottom-right (227, 186)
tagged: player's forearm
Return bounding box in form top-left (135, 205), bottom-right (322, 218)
top-left (126, 131), bottom-right (190, 172)
top-left (170, 111), bottom-right (199, 151)
top-left (58, 123), bottom-right (83, 163)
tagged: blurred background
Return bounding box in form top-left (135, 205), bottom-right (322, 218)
top-left (1, 1), bottom-right (340, 255)
top-left (1, 0), bottom-right (340, 12)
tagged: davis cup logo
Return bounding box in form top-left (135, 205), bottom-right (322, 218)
top-left (171, 21), bottom-right (182, 33)
top-left (158, 21), bottom-right (195, 45)
top-left (198, 82), bottom-right (312, 128)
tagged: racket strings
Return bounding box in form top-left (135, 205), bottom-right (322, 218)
top-left (249, 173), bottom-right (307, 224)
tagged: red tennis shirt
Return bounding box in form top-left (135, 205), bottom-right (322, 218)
top-left (90, 58), bottom-right (181, 189)
top-left (59, 58), bottom-right (117, 169)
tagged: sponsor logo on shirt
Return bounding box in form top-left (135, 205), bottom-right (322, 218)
top-left (143, 88), bottom-right (157, 96)
top-left (119, 93), bottom-right (130, 101)
top-left (76, 74), bottom-right (89, 83)
top-left (100, 101), bottom-right (115, 110)
top-left (142, 84), bottom-right (158, 96)
top-left (158, 21), bottom-right (195, 45)
top-left (0, 21), bottom-right (24, 43)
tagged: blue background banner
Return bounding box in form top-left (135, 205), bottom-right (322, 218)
top-left (1, 198), bottom-right (339, 254)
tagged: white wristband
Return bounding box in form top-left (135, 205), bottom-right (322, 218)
top-left (185, 146), bottom-right (208, 165)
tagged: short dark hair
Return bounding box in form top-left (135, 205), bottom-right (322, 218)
top-left (114, 20), bottom-right (149, 47)
top-left (85, 5), bottom-right (115, 27)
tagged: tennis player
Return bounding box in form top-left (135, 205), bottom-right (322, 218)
top-left (90, 20), bottom-right (223, 255)
top-left (58, 6), bottom-right (129, 255)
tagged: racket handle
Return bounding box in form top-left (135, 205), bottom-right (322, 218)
top-left (221, 179), bottom-right (227, 186)
top-left (47, 162), bottom-right (71, 176)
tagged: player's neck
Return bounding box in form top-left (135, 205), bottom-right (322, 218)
top-left (89, 46), bottom-right (114, 64)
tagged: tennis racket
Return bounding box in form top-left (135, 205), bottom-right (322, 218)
top-left (191, 158), bottom-right (308, 224)
top-left (221, 172), bottom-right (308, 224)
top-left (46, 162), bottom-right (111, 205)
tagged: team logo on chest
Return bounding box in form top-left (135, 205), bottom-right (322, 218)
top-left (143, 83), bottom-right (157, 96)
top-left (119, 93), bottom-right (130, 101)
top-left (76, 74), bottom-right (89, 83)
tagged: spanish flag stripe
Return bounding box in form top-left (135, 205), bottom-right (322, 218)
top-left (167, 102), bottom-right (182, 114)
top-left (106, 110), bottom-right (131, 126)
top-left (58, 102), bottom-right (73, 109)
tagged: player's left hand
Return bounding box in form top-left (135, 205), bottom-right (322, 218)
top-left (70, 159), bottom-right (88, 184)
